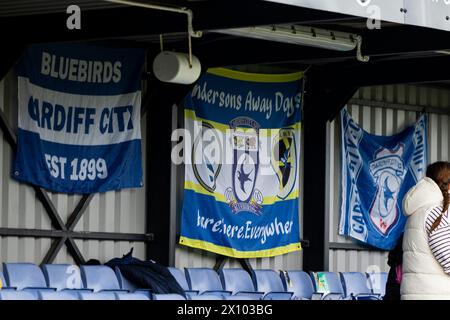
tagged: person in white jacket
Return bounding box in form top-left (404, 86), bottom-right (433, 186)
top-left (401, 161), bottom-right (450, 300)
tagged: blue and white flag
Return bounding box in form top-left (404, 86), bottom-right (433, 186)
top-left (339, 108), bottom-right (427, 250)
top-left (180, 68), bottom-right (303, 258)
top-left (13, 43), bottom-right (145, 194)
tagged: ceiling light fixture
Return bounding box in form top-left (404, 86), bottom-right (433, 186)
top-left (215, 25), bottom-right (370, 62)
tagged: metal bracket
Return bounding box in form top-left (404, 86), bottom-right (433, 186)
top-left (356, 35), bottom-right (370, 62)
top-left (103, 0), bottom-right (202, 67)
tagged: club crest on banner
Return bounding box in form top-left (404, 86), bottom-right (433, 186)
top-left (368, 144), bottom-right (406, 235)
top-left (271, 128), bottom-right (297, 200)
top-left (340, 108), bottom-right (428, 250)
top-left (225, 117), bottom-right (263, 215)
top-left (192, 121), bottom-right (222, 193)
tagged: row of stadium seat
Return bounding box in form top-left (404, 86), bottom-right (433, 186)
top-left (168, 267), bottom-right (387, 300)
top-left (0, 263), bottom-right (387, 300)
top-left (0, 263), bottom-right (150, 300)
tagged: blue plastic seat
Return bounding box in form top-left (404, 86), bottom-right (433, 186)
top-left (0, 271), bottom-right (8, 289)
top-left (218, 268), bottom-right (263, 299)
top-left (79, 291), bottom-right (117, 300)
top-left (185, 268), bottom-right (231, 297)
top-left (251, 269), bottom-right (293, 300)
top-left (3, 263), bottom-right (48, 290)
top-left (223, 295), bottom-right (255, 300)
top-left (310, 272), bottom-right (347, 300)
top-left (38, 290), bottom-right (80, 300)
top-left (41, 264), bottom-right (84, 290)
top-left (280, 270), bottom-right (316, 300)
top-left (168, 267), bottom-right (198, 297)
top-left (114, 267), bottom-right (138, 291)
top-left (115, 292), bottom-right (150, 300)
top-left (0, 290), bottom-right (37, 300)
top-left (367, 272), bottom-right (388, 298)
top-left (340, 272), bottom-right (380, 300)
top-left (152, 293), bottom-right (186, 300)
top-left (189, 294), bottom-right (224, 300)
top-left (168, 267), bottom-right (190, 291)
top-left (114, 267), bottom-right (156, 298)
top-left (80, 265), bottom-right (125, 293)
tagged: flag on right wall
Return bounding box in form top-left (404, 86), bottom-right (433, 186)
top-left (339, 108), bottom-right (427, 250)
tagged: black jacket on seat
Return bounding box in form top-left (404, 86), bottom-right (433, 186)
top-left (105, 249), bottom-right (185, 296)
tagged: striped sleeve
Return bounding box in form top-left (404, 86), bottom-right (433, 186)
top-left (426, 206), bottom-right (445, 234)
top-left (426, 206), bottom-right (450, 274)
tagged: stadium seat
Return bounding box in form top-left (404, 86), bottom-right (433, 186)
top-left (251, 269), bottom-right (293, 300)
top-left (152, 293), bottom-right (186, 300)
top-left (0, 290), bottom-right (37, 300)
top-left (185, 268), bottom-right (231, 297)
top-left (168, 267), bottom-right (198, 296)
top-left (3, 263), bottom-right (48, 290)
top-left (218, 268), bottom-right (263, 299)
top-left (223, 295), bottom-right (255, 300)
top-left (189, 294), bottom-right (224, 300)
top-left (80, 265), bottom-right (126, 293)
top-left (310, 272), bottom-right (348, 300)
top-left (41, 264), bottom-right (84, 291)
top-left (79, 291), bottom-right (117, 300)
top-left (114, 267), bottom-right (138, 291)
top-left (38, 290), bottom-right (80, 300)
top-left (367, 272), bottom-right (388, 298)
top-left (340, 272), bottom-right (381, 300)
top-left (280, 270), bottom-right (316, 300)
top-left (115, 292), bottom-right (150, 300)
top-left (114, 267), bottom-right (157, 298)
top-left (0, 271), bottom-right (10, 289)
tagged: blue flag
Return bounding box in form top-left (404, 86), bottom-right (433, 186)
top-left (339, 108), bottom-right (427, 250)
top-left (13, 43), bottom-right (145, 194)
top-left (179, 68), bottom-right (303, 258)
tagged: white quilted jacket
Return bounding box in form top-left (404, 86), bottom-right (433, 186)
top-left (401, 177), bottom-right (450, 300)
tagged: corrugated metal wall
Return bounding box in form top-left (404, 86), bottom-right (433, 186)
top-left (327, 84), bottom-right (450, 273)
top-left (0, 69), bottom-right (147, 264)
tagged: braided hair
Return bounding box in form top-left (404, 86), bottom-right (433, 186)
top-left (426, 161), bottom-right (450, 233)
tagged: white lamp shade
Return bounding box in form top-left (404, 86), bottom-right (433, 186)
top-left (152, 51), bottom-right (202, 85)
